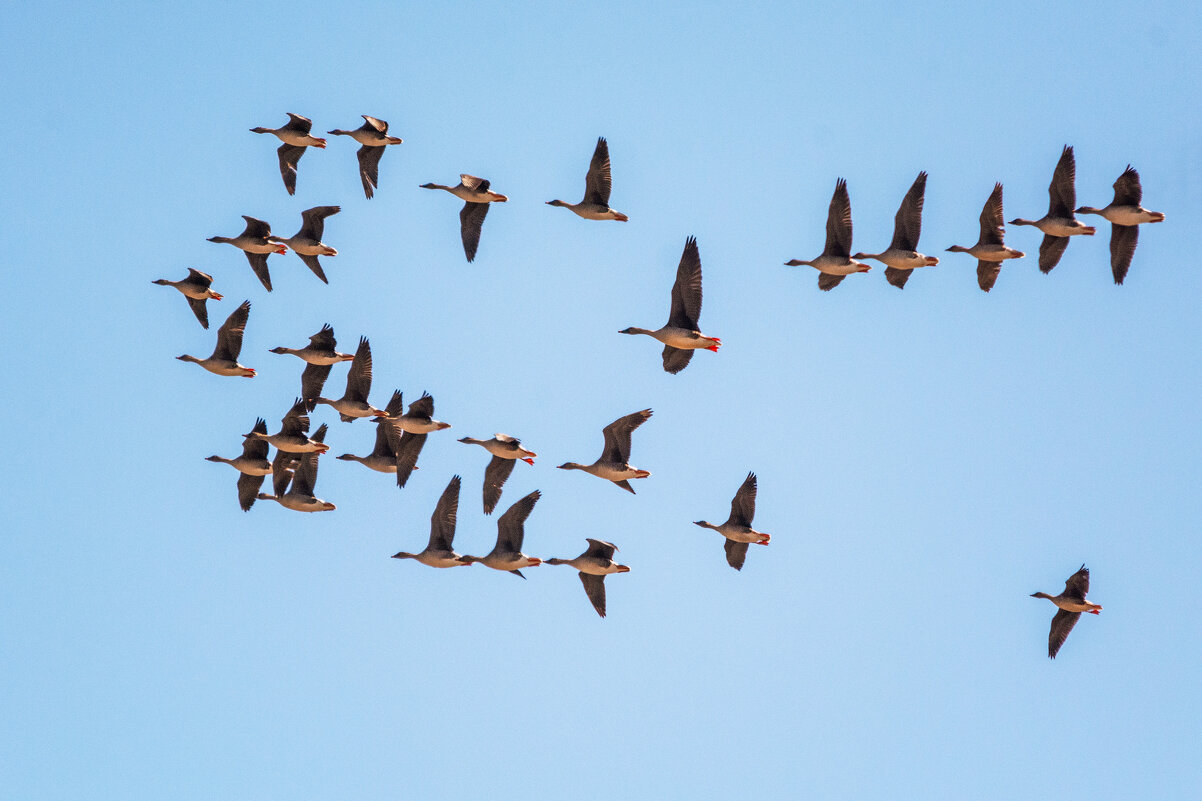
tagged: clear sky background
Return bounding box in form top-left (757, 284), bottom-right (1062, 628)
top-left (3, 1), bottom-right (1201, 798)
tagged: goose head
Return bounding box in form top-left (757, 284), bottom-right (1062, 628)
top-left (546, 199), bottom-right (568, 207)
top-left (557, 462), bottom-right (584, 471)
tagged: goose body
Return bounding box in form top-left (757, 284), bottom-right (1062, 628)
top-left (312, 336), bottom-right (386, 421)
top-left (1075, 165), bottom-right (1165, 284)
top-left (421, 175), bottom-right (508, 262)
top-left (459, 490), bottom-right (543, 577)
top-left (946, 183), bottom-right (1025, 291)
top-left (270, 324), bottom-right (354, 413)
top-left (785, 178), bottom-right (870, 291)
top-left (153, 268), bottom-right (223, 328)
top-left (176, 300), bottom-right (255, 377)
top-left (1031, 564), bottom-right (1102, 658)
top-left (250, 398), bottom-right (331, 454)
top-left (386, 392), bottom-right (451, 434)
top-left (620, 236), bottom-right (720, 373)
top-left (852, 171), bottom-right (938, 290)
top-left (545, 539), bottom-right (630, 617)
top-left (1007, 146), bottom-right (1096, 273)
top-left (546, 137), bottom-right (628, 221)
top-left (275, 206), bottom-right (340, 284)
top-left (557, 409), bottom-right (652, 493)
top-left (206, 417), bottom-right (272, 511)
top-left (694, 472), bottom-right (770, 571)
top-left (249, 113), bottom-right (326, 195)
top-left (458, 434), bottom-right (536, 514)
top-left (207, 215), bottom-right (287, 291)
top-left (390, 475), bottom-right (472, 568)
top-left (328, 115), bottom-right (402, 199)
top-left (257, 424), bottom-right (334, 512)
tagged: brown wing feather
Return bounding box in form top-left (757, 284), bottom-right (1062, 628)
top-left (212, 300), bottom-right (250, 361)
top-left (578, 573), bottom-right (607, 617)
top-left (823, 178), bottom-right (853, 258)
top-left (1048, 145), bottom-right (1076, 219)
top-left (1110, 224), bottom-right (1138, 285)
top-left (667, 236), bottom-right (702, 329)
top-left (978, 183), bottom-right (1006, 247)
top-left (483, 455), bottom-right (517, 514)
top-left (724, 539), bottom-right (749, 571)
top-left (584, 137), bottom-right (612, 206)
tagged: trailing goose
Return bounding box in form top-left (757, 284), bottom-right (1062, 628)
top-left (458, 434), bottom-right (537, 514)
top-left (176, 300), bottom-right (255, 377)
top-left (1075, 165), bottom-right (1165, 284)
top-left (269, 324), bottom-right (354, 412)
top-left (557, 409), bottom-right (652, 494)
top-left (946, 183), bottom-right (1025, 292)
top-left (152, 268), bottom-right (223, 328)
top-left (459, 490), bottom-right (543, 577)
top-left (249, 113), bottom-right (326, 195)
top-left (693, 472), bottom-right (770, 571)
top-left (420, 175), bottom-right (508, 262)
top-left (336, 390), bottom-right (404, 474)
top-left (327, 115), bottom-right (403, 199)
top-left (545, 539), bottom-right (630, 618)
top-left (852, 172), bottom-right (938, 289)
top-left (205, 418), bottom-right (272, 512)
top-left (248, 398), bottom-right (330, 454)
top-left (312, 336), bottom-right (386, 421)
top-left (546, 137), bottom-right (628, 221)
top-left (620, 236), bottom-right (720, 373)
top-left (390, 475), bottom-right (472, 568)
top-left (207, 216), bottom-right (287, 291)
top-left (785, 178), bottom-right (870, 291)
top-left (1031, 564), bottom-right (1102, 659)
top-left (1008, 146), bottom-right (1096, 273)
top-left (275, 206), bottom-right (340, 284)
top-left (256, 425), bottom-right (335, 512)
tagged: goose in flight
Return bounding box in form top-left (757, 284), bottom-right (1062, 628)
top-left (545, 539), bottom-right (630, 618)
top-left (270, 324), bottom-right (355, 412)
top-left (328, 115), bottom-right (403, 199)
top-left (1031, 564), bottom-right (1102, 659)
top-left (207, 216), bottom-right (287, 291)
top-left (459, 490), bottom-right (543, 577)
top-left (256, 426), bottom-right (335, 513)
top-left (785, 178), bottom-right (870, 291)
top-left (420, 174), bottom-right (509, 262)
top-left (946, 183), bottom-right (1025, 292)
top-left (153, 268), bottom-right (223, 328)
top-left (205, 418), bottom-right (273, 512)
top-left (693, 472), bottom-right (770, 571)
top-left (312, 337), bottom-right (387, 421)
top-left (546, 137), bottom-right (628, 221)
top-left (1075, 165), bottom-right (1165, 284)
top-left (1008, 146), bottom-right (1096, 273)
top-left (390, 476), bottom-right (473, 568)
top-left (248, 398), bottom-right (330, 454)
top-left (176, 300), bottom-right (255, 377)
top-left (853, 171), bottom-right (939, 289)
top-left (275, 206), bottom-right (341, 284)
top-left (458, 434), bottom-right (537, 514)
top-left (557, 409), bottom-right (652, 494)
top-left (249, 113), bottom-right (326, 195)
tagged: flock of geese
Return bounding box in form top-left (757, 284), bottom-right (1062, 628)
top-left (155, 113), bottom-right (1130, 650)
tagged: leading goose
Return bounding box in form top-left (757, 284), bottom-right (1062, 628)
top-left (390, 475), bottom-right (472, 568)
top-left (327, 115), bottom-right (403, 199)
top-left (153, 268), bottom-right (223, 329)
top-left (620, 236), bottom-right (720, 374)
top-left (256, 426), bottom-right (335, 513)
top-left (420, 174), bottom-right (508, 262)
top-left (1008, 145), bottom-right (1096, 273)
top-left (557, 409), bottom-right (652, 494)
top-left (205, 417), bottom-right (272, 512)
top-left (693, 472), bottom-right (770, 571)
top-left (546, 137), bottom-right (628, 221)
top-left (176, 300), bottom-right (255, 377)
top-left (275, 206), bottom-right (340, 284)
top-left (249, 113), bottom-right (326, 195)
top-left (1031, 564), bottom-right (1102, 659)
top-left (1075, 165), bottom-right (1165, 284)
top-left (207, 216), bottom-right (287, 292)
top-left (785, 178), bottom-right (870, 291)
top-left (458, 434), bottom-right (537, 514)
top-left (312, 336), bottom-right (386, 421)
top-left (545, 539), bottom-right (630, 618)
top-left (853, 171), bottom-right (938, 289)
top-left (459, 490), bottom-right (543, 578)
top-left (946, 183), bottom-right (1025, 292)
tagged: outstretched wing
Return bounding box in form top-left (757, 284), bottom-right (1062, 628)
top-left (667, 236), bottom-right (702, 330)
top-left (243, 251), bottom-right (273, 291)
top-left (1048, 609), bottom-right (1081, 659)
top-left (428, 475), bottom-right (461, 550)
top-left (891, 171), bottom-right (927, 252)
top-left (823, 179), bottom-right (852, 258)
top-left (299, 205), bottom-right (340, 241)
top-left (724, 539), bottom-right (749, 571)
top-left (213, 300), bottom-right (250, 361)
top-left (1112, 165), bottom-right (1142, 206)
top-left (578, 573), bottom-right (607, 618)
top-left (357, 145), bottom-right (385, 199)
top-left (601, 409), bottom-right (652, 464)
top-left (277, 143), bottom-right (306, 196)
top-left (1047, 145), bottom-right (1076, 219)
top-left (459, 202), bottom-right (490, 262)
top-left (1110, 224), bottom-right (1139, 285)
top-left (884, 267), bottom-right (913, 289)
top-left (1063, 564), bottom-right (1090, 601)
top-left (584, 137), bottom-right (612, 206)
top-left (1038, 235), bottom-right (1069, 273)
top-left (483, 455), bottom-right (517, 514)
top-left (728, 472), bottom-right (757, 527)
top-left (661, 345), bottom-right (694, 375)
top-left (344, 337), bottom-right (372, 403)
top-left (394, 432), bottom-right (426, 489)
top-left (976, 260), bottom-right (1000, 292)
top-left (496, 490), bottom-right (541, 552)
top-left (977, 183), bottom-right (1005, 247)
top-left (817, 273), bottom-right (845, 292)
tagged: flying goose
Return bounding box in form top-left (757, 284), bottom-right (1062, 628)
top-left (420, 175), bottom-right (509, 262)
top-left (270, 324), bottom-right (355, 412)
top-left (1008, 146), bottom-right (1096, 273)
top-left (1075, 165), bottom-right (1165, 284)
top-left (256, 425), bottom-right (335, 512)
top-left (249, 113), bottom-right (326, 195)
top-left (458, 434), bottom-right (537, 514)
top-left (153, 268), bottom-right (223, 328)
top-left (557, 409), bottom-right (652, 494)
top-left (620, 236), bottom-right (720, 374)
top-left (207, 216), bottom-right (287, 291)
top-left (327, 115), bottom-right (403, 199)
top-left (545, 539), bottom-right (630, 618)
top-left (785, 178), bottom-right (870, 291)
top-left (267, 422), bottom-right (327, 484)
top-left (336, 389), bottom-right (405, 474)
top-left (546, 137), bottom-right (628, 221)
top-left (1031, 564), bottom-right (1102, 659)
top-left (248, 398), bottom-right (330, 454)
top-left (693, 472), bottom-right (770, 571)
top-left (384, 391), bottom-right (451, 434)
top-left (852, 171), bottom-right (938, 289)
top-left (275, 206), bottom-right (340, 284)
top-left (205, 418), bottom-right (272, 511)
top-left (459, 490), bottom-right (543, 577)
top-left (176, 300), bottom-right (255, 377)
top-left (312, 337), bottom-right (386, 421)
top-left (946, 183), bottom-right (1025, 292)
top-left (390, 475), bottom-right (473, 568)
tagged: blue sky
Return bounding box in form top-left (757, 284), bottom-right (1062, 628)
top-left (3, 1), bottom-right (1201, 798)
